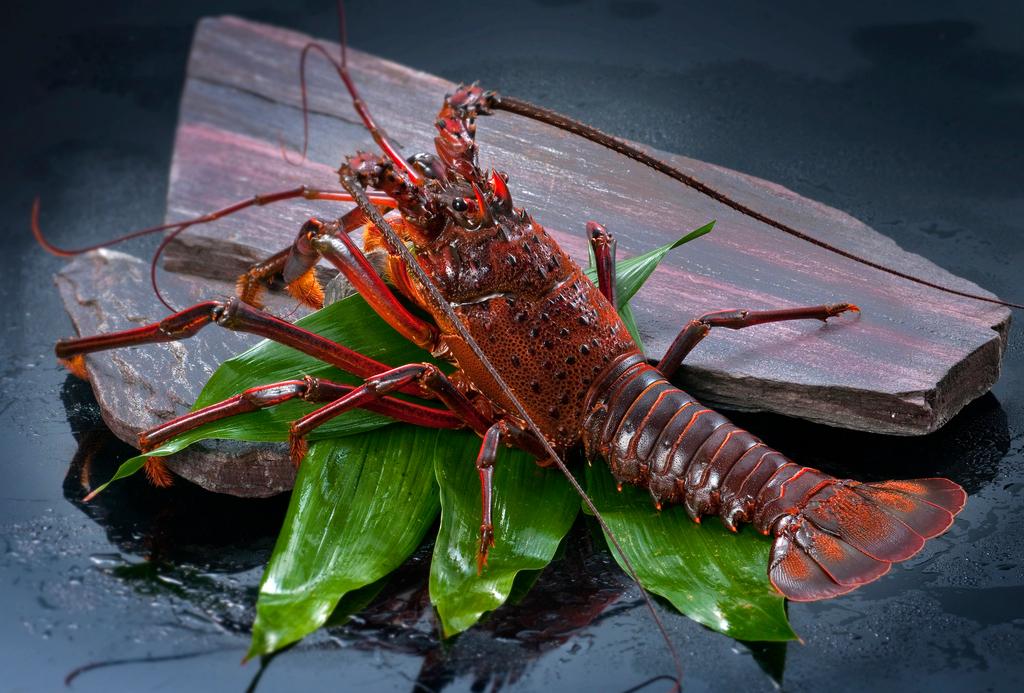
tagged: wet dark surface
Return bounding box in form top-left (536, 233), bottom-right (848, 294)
top-left (2, 1), bottom-right (1022, 691)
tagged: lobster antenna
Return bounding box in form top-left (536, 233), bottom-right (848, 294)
top-left (338, 166), bottom-right (683, 692)
top-left (31, 197), bottom-right (191, 257)
top-left (493, 96), bottom-right (1023, 311)
top-left (337, 0), bottom-right (348, 67)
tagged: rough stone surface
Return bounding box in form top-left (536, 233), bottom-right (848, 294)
top-left (55, 250), bottom-right (296, 497)
top-left (53, 16), bottom-right (1011, 495)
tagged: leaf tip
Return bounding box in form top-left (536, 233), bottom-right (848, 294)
top-left (82, 484), bottom-right (106, 502)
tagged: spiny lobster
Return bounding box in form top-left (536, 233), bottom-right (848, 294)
top-left (43, 71), bottom-right (971, 604)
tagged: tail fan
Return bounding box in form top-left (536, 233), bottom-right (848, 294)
top-left (769, 478), bottom-right (966, 601)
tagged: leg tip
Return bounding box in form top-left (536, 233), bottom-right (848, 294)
top-left (144, 457), bottom-right (174, 488)
top-left (476, 524), bottom-right (495, 575)
top-left (289, 434), bottom-right (308, 469)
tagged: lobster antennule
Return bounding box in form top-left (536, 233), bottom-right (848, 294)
top-left (769, 478), bottom-right (966, 601)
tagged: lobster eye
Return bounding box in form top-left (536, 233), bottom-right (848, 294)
top-left (451, 198), bottom-right (469, 212)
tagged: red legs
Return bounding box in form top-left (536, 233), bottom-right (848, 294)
top-left (279, 217), bottom-right (438, 349)
top-left (656, 303), bottom-right (861, 379)
top-left (137, 375), bottom-right (465, 454)
top-left (288, 363), bottom-right (492, 454)
top-left (587, 221), bottom-right (617, 305)
top-left (235, 247), bottom-right (291, 308)
top-left (236, 201), bottom-right (381, 310)
top-left (283, 362), bottom-right (546, 571)
top-left (54, 298), bottom-right (422, 399)
top-left (475, 424), bottom-right (502, 572)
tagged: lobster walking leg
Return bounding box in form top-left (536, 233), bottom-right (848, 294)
top-left (657, 303), bottom-right (859, 378)
top-left (280, 217), bottom-right (438, 349)
top-left (237, 201), bottom-right (396, 309)
top-left (55, 298), bottom-right (422, 397)
top-left (235, 247), bottom-right (290, 307)
top-left (137, 376), bottom-right (464, 454)
top-left (288, 363), bottom-right (493, 465)
top-left (587, 221), bottom-right (617, 305)
top-left (475, 424), bottom-right (502, 571)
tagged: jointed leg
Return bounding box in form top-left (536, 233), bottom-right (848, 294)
top-left (471, 420), bottom-right (543, 570)
top-left (287, 363), bottom-right (493, 465)
top-left (55, 298), bottom-right (422, 397)
top-left (278, 217), bottom-right (438, 349)
top-left (475, 424), bottom-right (502, 572)
top-left (236, 202), bottom-right (395, 309)
top-left (587, 221), bottom-right (617, 306)
top-left (657, 304), bottom-right (859, 379)
top-left (138, 375), bottom-right (464, 454)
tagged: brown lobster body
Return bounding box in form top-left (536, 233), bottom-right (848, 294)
top-left (402, 214), bottom-right (638, 451)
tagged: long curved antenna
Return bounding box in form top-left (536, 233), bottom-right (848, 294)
top-left (338, 165), bottom-right (683, 692)
top-left (281, 2), bottom-right (421, 184)
top-left (493, 96), bottom-right (1022, 311)
top-left (31, 189), bottom-right (392, 257)
top-left (32, 189), bottom-right (396, 310)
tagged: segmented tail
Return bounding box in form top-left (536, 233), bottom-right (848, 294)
top-left (582, 354), bottom-right (967, 601)
top-left (769, 478), bottom-right (966, 600)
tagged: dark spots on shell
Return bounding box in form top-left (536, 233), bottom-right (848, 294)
top-left (511, 355), bottom-right (520, 367)
top-left (528, 347), bottom-right (537, 356)
top-left (582, 377), bottom-right (592, 386)
top-left (530, 381), bottom-right (541, 393)
top-left (528, 327), bottom-right (540, 338)
top-left (591, 338), bottom-right (599, 347)
top-left (603, 354), bottom-right (611, 362)
top-left (548, 407), bottom-right (561, 419)
top-left (565, 355), bottom-right (577, 365)
top-left (579, 344), bottom-right (590, 355)
top-left (540, 312), bottom-right (550, 322)
top-left (578, 315), bottom-right (591, 326)
top-left (506, 254), bottom-right (518, 266)
top-left (559, 327), bottom-right (570, 338)
top-left (559, 392), bottom-right (570, 405)
top-left (555, 370), bottom-right (567, 380)
top-left (515, 311), bottom-right (528, 323)
top-left (542, 339), bottom-right (553, 350)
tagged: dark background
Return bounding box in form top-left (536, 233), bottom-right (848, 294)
top-left (2, 1), bottom-right (1022, 691)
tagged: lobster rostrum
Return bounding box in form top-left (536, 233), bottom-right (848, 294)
top-left (49, 79), bottom-right (966, 603)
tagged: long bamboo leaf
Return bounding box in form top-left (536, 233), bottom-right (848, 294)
top-left (584, 463), bottom-right (797, 642)
top-left (248, 425), bottom-right (443, 658)
top-left (429, 443), bottom-right (579, 636)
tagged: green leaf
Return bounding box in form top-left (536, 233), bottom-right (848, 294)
top-left (612, 221), bottom-right (715, 307)
top-left (583, 462), bottom-right (797, 642)
top-left (429, 441), bottom-right (579, 636)
top-left (247, 425), bottom-right (443, 658)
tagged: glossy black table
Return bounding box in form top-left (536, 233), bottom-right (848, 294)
top-left (2, 1), bottom-right (1021, 690)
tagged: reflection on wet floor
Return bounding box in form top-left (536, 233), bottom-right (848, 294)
top-left (55, 372), bottom-right (1010, 691)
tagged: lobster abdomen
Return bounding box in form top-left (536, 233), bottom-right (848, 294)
top-left (581, 354), bottom-right (966, 601)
